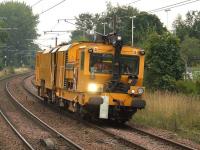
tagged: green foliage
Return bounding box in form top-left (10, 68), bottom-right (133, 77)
top-left (144, 32), bottom-right (185, 91)
top-left (7, 66), bottom-right (15, 74)
top-left (176, 78), bottom-right (200, 95)
top-left (70, 3), bottom-right (166, 46)
top-left (173, 11), bottom-right (200, 41)
top-left (196, 80), bottom-right (200, 94)
top-left (134, 12), bottom-right (166, 46)
top-left (0, 1), bottom-right (39, 67)
top-left (176, 80), bottom-right (197, 94)
top-left (180, 36), bottom-right (200, 62)
top-left (71, 24), bottom-right (94, 42)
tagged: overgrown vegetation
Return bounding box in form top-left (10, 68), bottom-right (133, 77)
top-left (132, 91), bottom-right (200, 143)
top-left (0, 1), bottom-right (39, 69)
top-left (0, 67), bottom-right (30, 78)
top-left (71, 2), bottom-right (166, 46)
top-left (176, 80), bottom-right (200, 95)
top-left (144, 33), bottom-right (185, 91)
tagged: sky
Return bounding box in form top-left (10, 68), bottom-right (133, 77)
top-left (1, 0), bottom-right (200, 49)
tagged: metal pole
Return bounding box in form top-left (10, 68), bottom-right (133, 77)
top-left (130, 16), bottom-right (136, 46)
top-left (104, 23), bottom-right (106, 35)
top-left (102, 22), bottom-right (107, 35)
top-left (4, 56), bottom-right (7, 67)
top-left (55, 37), bottom-right (58, 46)
top-left (113, 15), bottom-right (117, 33)
top-left (165, 9), bottom-right (171, 29)
top-left (132, 17), bottom-right (133, 46)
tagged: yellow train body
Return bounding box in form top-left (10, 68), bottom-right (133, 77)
top-left (35, 40), bottom-right (146, 122)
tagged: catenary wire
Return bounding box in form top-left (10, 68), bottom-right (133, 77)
top-left (31, 0), bottom-right (45, 7)
top-left (39, 0), bottom-right (66, 15)
top-left (127, 0), bottom-right (142, 5)
top-left (148, 0), bottom-right (200, 13)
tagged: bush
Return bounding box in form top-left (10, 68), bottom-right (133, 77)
top-left (144, 32), bottom-right (185, 91)
top-left (7, 66), bottom-right (15, 74)
top-left (0, 63), bottom-right (3, 71)
top-left (176, 80), bottom-right (199, 95)
top-left (196, 80), bottom-right (200, 95)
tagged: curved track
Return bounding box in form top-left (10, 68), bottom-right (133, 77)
top-left (8, 73), bottom-right (145, 150)
top-left (124, 124), bottom-right (197, 150)
top-left (25, 74), bottom-right (199, 150)
top-left (0, 73), bottom-right (83, 150)
top-left (24, 74), bottom-right (196, 150)
top-left (0, 107), bottom-right (34, 150)
top-left (0, 74), bottom-right (34, 150)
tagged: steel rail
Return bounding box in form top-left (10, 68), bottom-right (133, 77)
top-left (125, 124), bottom-right (198, 150)
top-left (6, 80), bottom-right (83, 150)
top-left (0, 72), bottom-right (35, 150)
top-left (85, 122), bottom-right (147, 150)
top-left (0, 109), bottom-right (35, 150)
top-left (27, 74), bottom-right (198, 150)
top-left (23, 75), bottom-right (147, 150)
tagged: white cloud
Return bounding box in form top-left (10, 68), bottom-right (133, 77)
top-left (1, 0), bottom-right (200, 48)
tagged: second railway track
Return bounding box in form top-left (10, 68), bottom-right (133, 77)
top-left (25, 74), bottom-right (199, 150)
top-left (3, 73), bottom-right (198, 150)
top-left (5, 73), bottom-right (146, 150)
top-left (0, 73), bottom-right (83, 150)
top-left (26, 74), bottom-right (200, 150)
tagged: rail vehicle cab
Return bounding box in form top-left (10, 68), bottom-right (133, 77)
top-left (35, 33), bottom-right (146, 123)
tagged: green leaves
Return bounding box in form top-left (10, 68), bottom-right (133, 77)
top-left (144, 33), bottom-right (185, 91)
top-left (173, 11), bottom-right (200, 41)
top-left (70, 4), bottom-right (166, 46)
top-left (0, 1), bottom-right (39, 67)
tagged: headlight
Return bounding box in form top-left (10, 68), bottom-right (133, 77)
top-left (140, 49), bottom-right (145, 55)
top-left (88, 83), bottom-right (98, 92)
top-left (117, 36), bottom-right (122, 41)
top-left (138, 88), bottom-right (144, 95)
top-left (131, 90), bottom-right (135, 94)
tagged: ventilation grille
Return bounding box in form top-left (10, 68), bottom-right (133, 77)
top-left (64, 78), bottom-right (67, 88)
top-left (65, 52), bottom-right (68, 67)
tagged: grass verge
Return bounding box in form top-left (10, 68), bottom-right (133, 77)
top-left (132, 91), bottom-right (200, 143)
top-left (0, 67), bottom-right (30, 78)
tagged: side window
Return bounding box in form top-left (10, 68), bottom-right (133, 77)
top-left (80, 51), bottom-right (85, 70)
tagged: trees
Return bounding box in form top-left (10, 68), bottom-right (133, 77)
top-left (70, 13), bottom-right (98, 42)
top-left (145, 33), bottom-right (185, 90)
top-left (173, 11), bottom-right (200, 41)
top-left (173, 11), bottom-right (200, 74)
top-left (180, 36), bottom-right (200, 64)
top-left (70, 3), bottom-right (184, 91)
top-left (0, 1), bottom-right (39, 67)
top-left (133, 12), bottom-right (166, 46)
top-left (70, 4), bottom-right (166, 46)
top-left (0, 16), bottom-right (8, 69)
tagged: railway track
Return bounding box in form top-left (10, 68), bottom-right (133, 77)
top-left (124, 124), bottom-right (197, 150)
top-left (0, 73), bottom-right (33, 149)
top-left (0, 73), bottom-right (83, 150)
top-left (0, 109), bottom-right (34, 150)
top-left (7, 73), bottom-right (144, 149)
top-left (24, 74), bottom-right (199, 150)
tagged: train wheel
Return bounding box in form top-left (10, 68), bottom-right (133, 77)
top-left (37, 87), bottom-right (41, 96)
top-left (43, 97), bottom-right (48, 103)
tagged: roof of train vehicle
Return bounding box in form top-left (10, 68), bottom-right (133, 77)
top-left (38, 42), bottom-right (142, 54)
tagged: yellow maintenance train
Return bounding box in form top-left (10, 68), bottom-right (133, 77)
top-left (35, 33), bottom-right (146, 123)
